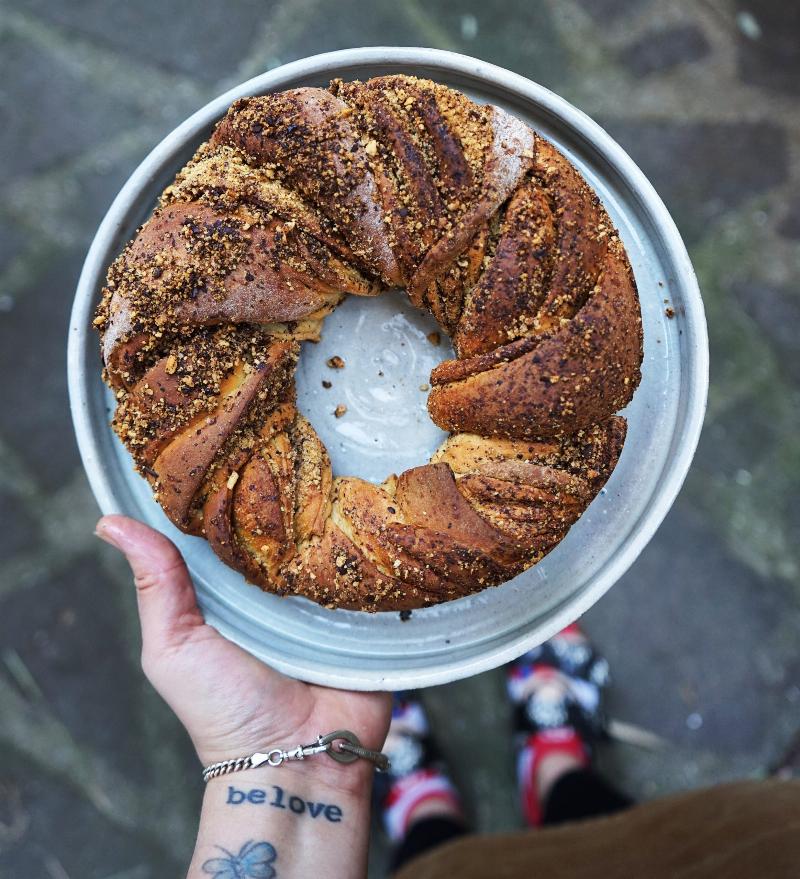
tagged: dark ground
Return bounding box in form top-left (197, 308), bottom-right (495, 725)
top-left (0, 0), bottom-right (799, 876)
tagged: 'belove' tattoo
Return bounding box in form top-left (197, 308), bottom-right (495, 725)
top-left (226, 785), bottom-right (344, 823)
top-left (202, 840), bottom-right (277, 878)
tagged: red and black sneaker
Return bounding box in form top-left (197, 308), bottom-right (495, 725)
top-left (507, 623), bottom-right (610, 742)
top-left (507, 624), bottom-right (609, 826)
top-left (376, 693), bottom-right (463, 841)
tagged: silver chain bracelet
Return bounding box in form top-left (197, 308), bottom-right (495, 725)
top-left (202, 729), bottom-right (390, 783)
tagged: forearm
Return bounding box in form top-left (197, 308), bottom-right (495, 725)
top-left (188, 766), bottom-right (373, 878)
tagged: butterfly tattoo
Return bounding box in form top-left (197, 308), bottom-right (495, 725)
top-left (202, 840), bottom-right (277, 879)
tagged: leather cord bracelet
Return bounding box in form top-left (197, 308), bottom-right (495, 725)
top-left (202, 729), bottom-right (390, 782)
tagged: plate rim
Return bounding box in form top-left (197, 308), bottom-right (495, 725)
top-left (68, 47), bottom-right (708, 689)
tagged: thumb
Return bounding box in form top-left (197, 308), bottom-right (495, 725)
top-left (96, 514), bottom-right (206, 655)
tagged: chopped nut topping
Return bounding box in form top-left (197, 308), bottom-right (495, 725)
top-left (92, 74), bottom-right (639, 614)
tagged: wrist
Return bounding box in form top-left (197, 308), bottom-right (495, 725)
top-left (198, 728), bottom-right (384, 799)
top-left (191, 766), bottom-right (373, 878)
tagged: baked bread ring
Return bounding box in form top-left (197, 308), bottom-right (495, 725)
top-left (94, 75), bottom-right (642, 611)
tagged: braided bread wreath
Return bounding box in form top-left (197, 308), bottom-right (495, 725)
top-left (94, 75), bottom-right (643, 613)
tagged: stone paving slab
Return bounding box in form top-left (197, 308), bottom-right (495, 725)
top-left (1, 751), bottom-right (176, 879)
top-left (0, 246), bottom-right (85, 490)
top-left (735, 0), bottom-right (800, 94)
top-left (585, 499), bottom-right (800, 766)
top-left (0, 1), bottom-right (798, 876)
top-left (619, 23), bottom-right (711, 77)
top-left (0, 554), bottom-right (148, 779)
top-left (600, 118), bottom-right (790, 245)
top-left (19, 0), bottom-right (274, 82)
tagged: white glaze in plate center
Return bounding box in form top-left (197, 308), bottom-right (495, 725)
top-left (296, 290), bottom-right (453, 483)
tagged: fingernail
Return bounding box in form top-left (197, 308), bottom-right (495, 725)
top-left (95, 520), bottom-right (121, 550)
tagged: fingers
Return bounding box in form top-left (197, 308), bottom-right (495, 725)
top-left (96, 515), bottom-right (206, 654)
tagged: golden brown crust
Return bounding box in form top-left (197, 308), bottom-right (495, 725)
top-left (161, 143), bottom-right (353, 261)
top-left (407, 105), bottom-right (535, 306)
top-left (425, 223), bottom-right (488, 333)
top-left (394, 464), bottom-right (524, 567)
top-left (95, 74), bottom-right (642, 611)
top-left (211, 87), bottom-right (402, 286)
top-left (333, 477), bottom-right (457, 596)
top-left (148, 339), bottom-right (297, 530)
top-left (433, 414), bottom-right (627, 491)
top-left (454, 180), bottom-right (555, 358)
top-left (428, 237), bottom-right (642, 439)
top-left (100, 201), bottom-right (371, 386)
top-left (233, 431), bottom-right (296, 583)
top-left (283, 518), bottom-right (431, 611)
top-left (203, 456), bottom-right (267, 586)
top-left (291, 415), bottom-right (333, 544)
top-left (330, 77), bottom-right (533, 296)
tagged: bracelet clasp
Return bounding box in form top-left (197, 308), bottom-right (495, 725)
top-left (251, 736), bottom-right (332, 768)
